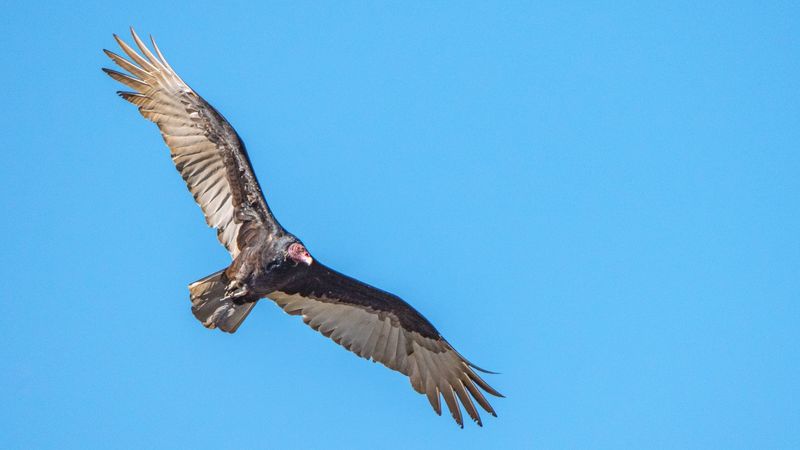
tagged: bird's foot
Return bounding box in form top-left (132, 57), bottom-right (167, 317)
top-left (222, 280), bottom-right (250, 302)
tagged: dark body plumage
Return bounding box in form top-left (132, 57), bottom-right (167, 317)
top-left (103, 28), bottom-right (502, 427)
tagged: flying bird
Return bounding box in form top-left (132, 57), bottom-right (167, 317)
top-left (103, 28), bottom-right (502, 427)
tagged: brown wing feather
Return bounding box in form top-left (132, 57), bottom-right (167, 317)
top-left (103, 28), bottom-right (280, 257)
top-left (268, 262), bottom-right (503, 427)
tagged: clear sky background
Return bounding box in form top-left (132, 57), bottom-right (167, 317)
top-left (1, 2), bottom-right (798, 449)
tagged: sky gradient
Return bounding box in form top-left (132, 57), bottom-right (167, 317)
top-left (1, 2), bottom-right (798, 449)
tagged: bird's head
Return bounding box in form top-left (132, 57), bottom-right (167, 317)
top-left (285, 240), bottom-right (313, 267)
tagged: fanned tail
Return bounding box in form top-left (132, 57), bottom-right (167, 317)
top-left (188, 270), bottom-right (255, 333)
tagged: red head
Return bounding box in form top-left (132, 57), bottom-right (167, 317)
top-left (287, 242), bottom-right (313, 266)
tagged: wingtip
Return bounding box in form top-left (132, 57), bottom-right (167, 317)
top-left (115, 90), bottom-right (139, 100)
top-left (476, 369), bottom-right (501, 375)
top-left (102, 67), bottom-right (125, 80)
top-left (129, 27), bottom-right (140, 44)
top-left (468, 362), bottom-right (501, 375)
top-left (445, 340), bottom-right (502, 375)
top-left (129, 27), bottom-right (141, 44)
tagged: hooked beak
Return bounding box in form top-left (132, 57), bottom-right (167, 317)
top-left (299, 253), bottom-right (313, 266)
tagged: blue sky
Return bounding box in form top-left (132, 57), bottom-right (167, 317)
top-left (1, 1), bottom-right (798, 448)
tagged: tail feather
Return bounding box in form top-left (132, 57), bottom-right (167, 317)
top-left (188, 270), bottom-right (256, 333)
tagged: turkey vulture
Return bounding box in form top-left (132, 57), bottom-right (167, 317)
top-left (103, 28), bottom-right (502, 427)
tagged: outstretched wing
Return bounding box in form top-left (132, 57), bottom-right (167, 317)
top-left (103, 28), bottom-right (281, 257)
top-left (269, 262), bottom-right (503, 427)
